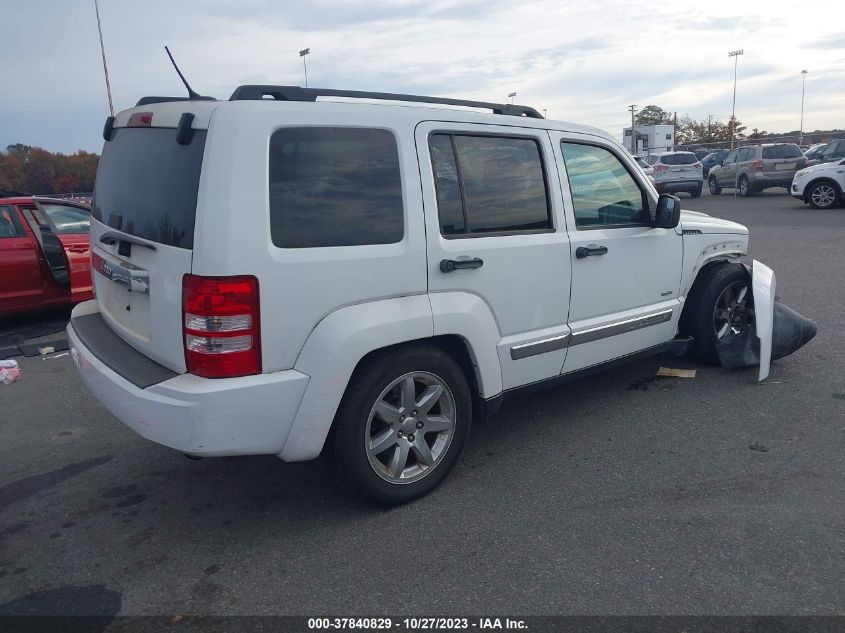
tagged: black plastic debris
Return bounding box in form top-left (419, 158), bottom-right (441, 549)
top-left (716, 301), bottom-right (818, 370)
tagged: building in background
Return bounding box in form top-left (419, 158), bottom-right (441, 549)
top-left (623, 124), bottom-right (674, 155)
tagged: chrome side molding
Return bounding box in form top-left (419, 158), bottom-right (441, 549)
top-left (569, 310), bottom-right (673, 347)
top-left (510, 309), bottom-right (674, 360)
top-left (510, 333), bottom-right (571, 360)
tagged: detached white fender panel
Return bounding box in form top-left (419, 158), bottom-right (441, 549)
top-left (280, 295), bottom-right (434, 461)
top-left (750, 260), bottom-right (776, 381)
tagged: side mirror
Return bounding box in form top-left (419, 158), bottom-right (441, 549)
top-left (655, 194), bottom-right (681, 229)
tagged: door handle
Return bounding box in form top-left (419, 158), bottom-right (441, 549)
top-left (575, 245), bottom-right (608, 259)
top-left (66, 246), bottom-right (89, 253)
top-left (440, 257), bottom-right (484, 273)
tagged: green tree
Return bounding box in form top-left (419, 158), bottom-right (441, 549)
top-left (635, 105), bottom-right (673, 126)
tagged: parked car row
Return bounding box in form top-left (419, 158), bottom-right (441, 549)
top-left (0, 197), bottom-right (92, 317)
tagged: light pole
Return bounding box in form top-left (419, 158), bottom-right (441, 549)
top-left (543, 108), bottom-right (547, 118)
top-left (93, 0), bottom-right (114, 116)
top-left (299, 48), bottom-right (311, 87)
top-left (628, 104), bottom-right (637, 154)
top-left (728, 49), bottom-right (743, 149)
top-left (800, 69), bottom-right (808, 144)
top-left (508, 92), bottom-right (516, 104)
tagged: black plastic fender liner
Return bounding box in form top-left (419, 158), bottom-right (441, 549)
top-left (716, 302), bottom-right (818, 369)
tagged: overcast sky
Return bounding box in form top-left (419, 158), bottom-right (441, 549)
top-left (2, 0), bottom-right (843, 154)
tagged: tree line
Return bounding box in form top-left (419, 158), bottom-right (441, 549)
top-left (633, 105), bottom-right (842, 146)
top-left (0, 144), bottom-right (99, 196)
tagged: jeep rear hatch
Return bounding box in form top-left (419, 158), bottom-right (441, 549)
top-left (89, 101), bottom-right (217, 373)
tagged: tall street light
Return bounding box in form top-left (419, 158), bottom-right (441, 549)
top-left (800, 69), bottom-right (808, 144)
top-left (299, 48), bottom-right (311, 87)
top-left (508, 91), bottom-right (516, 104)
top-left (728, 49), bottom-right (743, 149)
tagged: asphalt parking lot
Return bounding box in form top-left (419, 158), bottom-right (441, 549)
top-left (1, 190), bottom-right (842, 617)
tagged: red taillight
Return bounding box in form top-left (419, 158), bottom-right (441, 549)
top-left (127, 112), bottom-right (153, 127)
top-left (751, 159), bottom-right (764, 170)
top-left (182, 275), bottom-right (261, 378)
top-left (654, 164), bottom-right (669, 172)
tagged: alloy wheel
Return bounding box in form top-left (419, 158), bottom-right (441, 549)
top-left (365, 371), bottom-right (456, 485)
top-left (810, 185), bottom-right (836, 208)
top-left (713, 281), bottom-right (753, 339)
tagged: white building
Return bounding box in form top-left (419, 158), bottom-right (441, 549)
top-left (623, 124), bottom-right (675, 155)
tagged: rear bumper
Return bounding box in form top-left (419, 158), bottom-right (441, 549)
top-left (655, 179), bottom-right (702, 190)
top-left (68, 302), bottom-right (310, 457)
top-left (749, 174), bottom-right (793, 187)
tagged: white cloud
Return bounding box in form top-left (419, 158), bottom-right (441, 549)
top-left (1, 0), bottom-right (843, 152)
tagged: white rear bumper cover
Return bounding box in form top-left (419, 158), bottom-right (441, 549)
top-left (68, 306), bottom-right (310, 457)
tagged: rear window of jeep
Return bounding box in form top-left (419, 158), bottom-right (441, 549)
top-left (268, 127), bottom-right (404, 248)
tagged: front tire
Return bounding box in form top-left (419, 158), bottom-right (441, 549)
top-left (739, 175), bottom-right (753, 197)
top-left (328, 344), bottom-right (472, 505)
top-left (807, 181), bottom-right (840, 209)
top-left (680, 263), bottom-right (753, 365)
top-left (709, 177), bottom-right (722, 195)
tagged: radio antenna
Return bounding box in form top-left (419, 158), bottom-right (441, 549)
top-left (165, 45), bottom-right (208, 100)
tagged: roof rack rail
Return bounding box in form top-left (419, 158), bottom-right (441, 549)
top-left (228, 85), bottom-right (544, 119)
top-left (136, 95), bottom-right (216, 106)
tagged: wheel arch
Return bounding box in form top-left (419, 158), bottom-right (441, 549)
top-left (279, 294), bottom-right (501, 462)
top-left (804, 177), bottom-right (842, 201)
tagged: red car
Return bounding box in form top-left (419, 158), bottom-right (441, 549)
top-left (0, 197), bottom-right (93, 317)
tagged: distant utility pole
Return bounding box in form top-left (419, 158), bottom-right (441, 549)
top-left (299, 48), bottom-right (311, 87)
top-left (508, 92), bottom-right (517, 104)
top-left (673, 111), bottom-right (677, 149)
top-left (728, 49), bottom-right (744, 149)
top-left (628, 104), bottom-right (637, 153)
top-left (707, 115), bottom-right (713, 142)
top-left (543, 108), bottom-right (547, 118)
top-left (93, 0), bottom-right (114, 116)
top-left (800, 69), bottom-right (808, 144)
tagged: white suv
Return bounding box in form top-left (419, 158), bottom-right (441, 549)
top-left (645, 151), bottom-right (704, 198)
top-left (69, 85), bottom-right (769, 504)
top-left (791, 159), bottom-right (845, 209)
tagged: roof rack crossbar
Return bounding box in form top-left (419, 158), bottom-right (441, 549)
top-left (228, 85), bottom-right (544, 118)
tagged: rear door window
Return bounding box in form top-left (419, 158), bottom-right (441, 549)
top-left (269, 127), bottom-right (404, 248)
top-left (93, 127), bottom-right (207, 248)
top-left (762, 145), bottom-right (803, 159)
top-left (429, 133), bottom-right (551, 236)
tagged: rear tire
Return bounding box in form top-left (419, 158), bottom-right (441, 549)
top-left (327, 344), bottom-right (472, 506)
top-left (690, 184), bottom-right (703, 198)
top-left (806, 180), bottom-right (841, 209)
top-left (709, 177), bottom-right (721, 195)
top-left (680, 263), bottom-right (753, 365)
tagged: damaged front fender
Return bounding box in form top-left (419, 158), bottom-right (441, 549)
top-left (749, 260), bottom-right (776, 381)
top-left (717, 260), bottom-right (817, 380)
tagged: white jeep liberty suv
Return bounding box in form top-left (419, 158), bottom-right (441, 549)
top-left (69, 85), bottom-right (765, 504)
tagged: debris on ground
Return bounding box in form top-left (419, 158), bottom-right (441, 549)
top-left (42, 352), bottom-right (69, 360)
top-left (656, 367), bottom-right (697, 378)
top-left (38, 346), bottom-right (56, 356)
top-left (1, 359), bottom-right (21, 384)
top-left (748, 442), bottom-right (770, 452)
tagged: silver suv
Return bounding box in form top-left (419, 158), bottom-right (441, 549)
top-left (708, 143), bottom-right (806, 197)
top-left (644, 151), bottom-right (703, 198)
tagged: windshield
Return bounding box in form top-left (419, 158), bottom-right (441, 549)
top-left (92, 127), bottom-right (207, 248)
top-left (661, 153), bottom-right (697, 165)
top-left (762, 145), bottom-right (803, 159)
